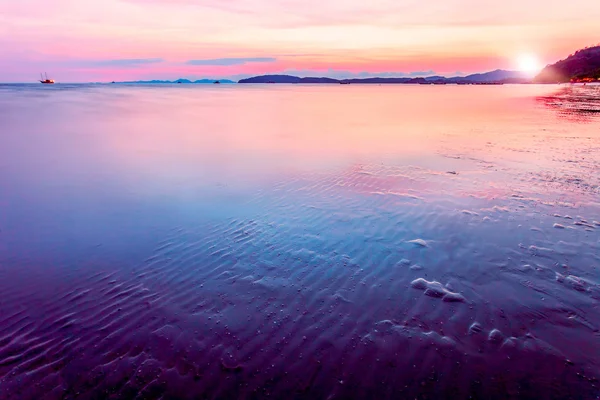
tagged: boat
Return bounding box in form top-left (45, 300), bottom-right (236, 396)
top-left (339, 81), bottom-right (350, 85)
top-left (39, 72), bottom-right (54, 84)
top-left (214, 80), bottom-right (221, 84)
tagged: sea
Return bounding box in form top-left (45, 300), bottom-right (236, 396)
top-left (0, 83), bottom-right (599, 399)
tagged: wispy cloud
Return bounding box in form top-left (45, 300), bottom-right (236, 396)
top-left (119, 0), bottom-right (595, 29)
top-left (186, 57), bottom-right (277, 66)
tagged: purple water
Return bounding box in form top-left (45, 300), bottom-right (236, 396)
top-left (0, 83), bottom-right (599, 399)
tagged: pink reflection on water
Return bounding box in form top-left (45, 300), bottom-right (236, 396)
top-left (86, 85), bottom-right (599, 196)
top-left (2, 84), bottom-right (599, 201)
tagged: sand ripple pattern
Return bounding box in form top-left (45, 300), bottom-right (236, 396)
top-left (1, 166), bottom-right (600, 399)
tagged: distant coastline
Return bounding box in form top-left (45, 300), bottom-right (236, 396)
top-left (237, 70), bottom-right (530, 84)
top-left (109, 70), bottom-right (529, 85)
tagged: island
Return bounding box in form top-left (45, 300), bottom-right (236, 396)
top-left (535, 45), bottom-right (600, 83)
top-left (238, 70), bottom-right (529, 84)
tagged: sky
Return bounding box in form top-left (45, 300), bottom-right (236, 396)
top-left (1, 0), bottom-right (599, 82)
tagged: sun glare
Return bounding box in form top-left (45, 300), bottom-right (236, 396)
top-left (516, 54), bottom-right (542, 75)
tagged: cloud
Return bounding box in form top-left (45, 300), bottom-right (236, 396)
top-left (186, 57), bottom-right (277, 66)
top-left (119, 0), bottom-right (592, 29)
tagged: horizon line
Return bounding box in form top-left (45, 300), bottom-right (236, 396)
top-left (1, 68), bottom-right (538, 85)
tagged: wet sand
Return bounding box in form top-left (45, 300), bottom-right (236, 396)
top-left (0, 84), bottom-right (599, 399)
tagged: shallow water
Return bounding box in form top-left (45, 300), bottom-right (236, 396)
top-left (0, 84), bottom-right (599, 399)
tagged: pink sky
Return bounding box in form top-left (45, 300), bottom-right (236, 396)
top-left (1, 0), bottom-right (599, 82)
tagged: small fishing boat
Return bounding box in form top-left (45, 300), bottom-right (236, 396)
top-left (214, 80), bottom-right (221, 84)
top-left (39, 73), bottom-right (54, 84)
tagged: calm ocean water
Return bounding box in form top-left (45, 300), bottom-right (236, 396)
top-left (0, 84), bottom-right (599, 399)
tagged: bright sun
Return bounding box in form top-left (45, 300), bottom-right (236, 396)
top-left (517, 54), bottom-right (542, 75)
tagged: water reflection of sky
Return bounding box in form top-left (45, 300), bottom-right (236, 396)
top-left (0, 84), bottom-right (598, 259)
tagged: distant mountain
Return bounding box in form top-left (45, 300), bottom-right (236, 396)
top-left (300, 77), bottom-right (339, 83)
top-left (117, 78), bottom-right (235, 84)
top-left (457, 69), bottom-right (527, 82)
top-left (194, 79), bottom-right (235, 84)
top-left (535, 46), bottom-right (600, 83)
top-left (239, 70), bottom-right (528, 84)
top-left (424, 76), bottom-right (448, 81)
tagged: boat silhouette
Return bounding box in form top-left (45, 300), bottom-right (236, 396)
top-left (39, 73), bottom-right (54, 84)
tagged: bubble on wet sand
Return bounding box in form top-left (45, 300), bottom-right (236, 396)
top-left (528, 245), bottom-right (553, 257)
top-left (461, 210), bottom-right (479, 216)
top-left (410, 278), bottom-right (429, 290)
top-left (501, 337), bottom-right (519, 350)
top-left (407, 239), bottom-right (429, 248)
top-left (423, 282), bottom-right (447, 298)
top-left (410, 278), bottom-right (466, 303)
top-left (563, 275), bottom-right (588, 292)
top-left (442, 292), bottom-right (466, 302)
top-left (468, 322), bottom-right (483, 335)
top-left (488, 329), bottom-right (505, 344)
top-left (556, 272), bottom-right (598, 294)
top-left (574, 220), bottom-right (595, 228)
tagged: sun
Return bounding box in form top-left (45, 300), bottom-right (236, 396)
top-left (516, 54), bottom-right (542, 75)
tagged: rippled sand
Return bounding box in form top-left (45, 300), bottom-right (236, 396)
top-left (0, 84), bottom-right (599, 399)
